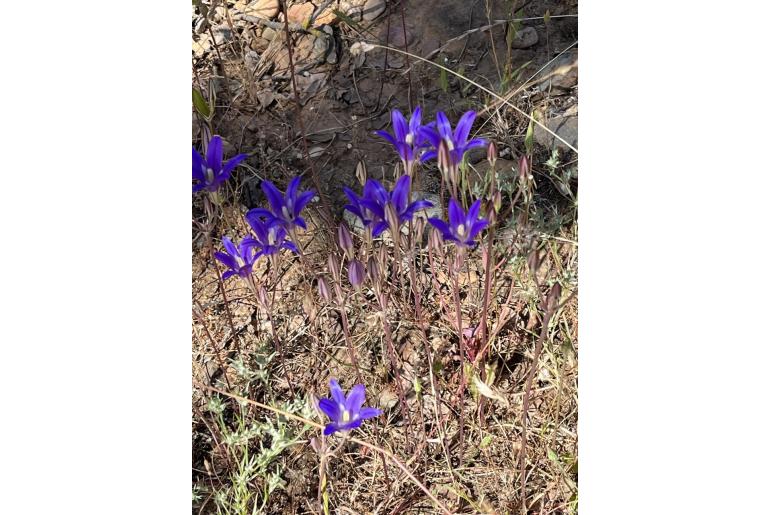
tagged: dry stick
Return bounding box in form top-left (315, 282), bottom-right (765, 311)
top-left (517, 283), bottom-right (562, 514)
top-left (450, 250), bottom-right (466, 465)
top-left (379, 298), bottom-right (414, 442)
top-left (397, 0), bottom-right (412, 110)
top-left (196, 382), bottom-right (453, 515)
top-left (337, 295), bottom-right (364, 385)
top-left (193, 303), bottom-right (232, 390)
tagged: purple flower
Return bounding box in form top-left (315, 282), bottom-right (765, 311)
top-left (428, 198), bottom-right (489, 248)
top-left (248, 177), bottom-right (315, 230)
top-left (318, 379), bottom-right (382, 436)
top-left (375, 107), bottom-right (429, 172)
top-left (214, 236), bottom-right (260, 280)
top-left (193, 135), bottom-right (247, 193)
top-left (245, 213), bottom-right (298, 256)
top-left (343, 179), bottom-right (389, 229)
top-left (357, 176), bottom-right (434, 237)
top-left (419, 111), bottom-right (487, 167)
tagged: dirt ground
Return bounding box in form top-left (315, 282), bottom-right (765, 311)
top-left (193, 0), bottom-right (578, 513)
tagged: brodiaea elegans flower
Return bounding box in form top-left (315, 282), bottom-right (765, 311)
top-left (318, 379), bottom-right (382, 436)
top-left (428, 198), bottom-right (489, 248)
top-left (245, 213), bottom-right (298, 256)
top-left (419, 111), bottom-right (486, 168)
top-left (192, 135), bottom-right (247, 193)
top-left (374, 107), bottom-right (428, 174)
top-left (358, 176), bottom-right (433, 237)
top-left (248, 176), bottom-right (315, 230)
top-left (214, 236), bottom-right (260, 279)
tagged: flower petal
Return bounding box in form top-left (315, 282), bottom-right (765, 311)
top-left (329, 379), bottom-right (346, 406)
top-left (221, 236), bottom-right (238, 257)
top-left (221, 270), bottom-right (236, 280)
top-left (467, 218), bottom-right (489, 241)
top-left (448, 198), bottom-right (464, 229)
top-left (214, 251), bottom-right (237, 270)
top-left (391, 175), bottom-right (411, 213)
top-left (401, 199), bottom-right (434, 221)
top-left (261, 180), bottom-right (285, 215)
top-left (466, 199), bottom-right (482, 225)
top-left (318, 398), bottom-right (341, 420)
top-left (339, 418), bottom-right (364, 432)
top-left (391, 109), bottom-right (408, 142)
top-left (372, 221), bottom-right (388, 237)
top-left (374, 130), bottom-right (398, 147)
top-left (206, 136), bottom-right (223, 172)
top-left (420, 150), bottom-right (437, 163)
top-left (323, 423), bottom-right (339, 436)
top-left (436, 112), bottom-right (452, 141)
top-left (286, 177), bottom-right (301, 202)
top-left (345, 384), bottom-right (367, 414)
top-left (454, 110), bottom-right (477, 144)
top-left (409, 106), bottom-right (422, 135)
top-left (358, 407), bottom-right (382, 419)
top-left (192, 148), bottom-right (205, 180)
top-left (221, 153), bottom-right (248, 177)
top-left (294, 190), bottom-right (315, 214)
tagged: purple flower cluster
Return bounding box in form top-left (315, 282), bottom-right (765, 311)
top-left (215, 176), bottom-right (314, 279)
top-left (375, 107), bottom-right (487, 172)
top-left (344, 175), bottom-right (433, 237)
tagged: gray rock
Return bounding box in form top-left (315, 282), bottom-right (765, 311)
top-left (534, 115), bottom-right (578, 152)
top-left (511, 26), bottom-right (538, 49)
top-left (362, 0), bottom-right (386, 21)
top-left (536, 50), bottom-right (578, 92)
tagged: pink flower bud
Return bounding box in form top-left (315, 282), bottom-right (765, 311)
top-left (487, 140), bottom-right (498, 165)
top-left (337, 223), bottom-right (353, 258)
top-left (317, 276), bottom-right (331, 302)
top-left (348, 259), bottom-right (366, 290)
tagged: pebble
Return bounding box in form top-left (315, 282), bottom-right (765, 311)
top-left (534, 115), bottom-right (578, 152)
top-left (511, 26), bottom-right (538, 49)
top-left (362, 0), bottom-right (386, 21)
top-left (236, 0), bottom-right (279, 19)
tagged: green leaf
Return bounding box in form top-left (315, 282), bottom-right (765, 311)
top-left (332, 9), bottom-right (365, 33)
top-left (547, 448), bottom-right (559, 462)
top-left (544, 9), bottom-right (551, 24)
top-left (524, 113), bottom-right (535, 155)
top-left (480, 434), bottom-right (493, 448)
top-left (438, 58), bottom-right (449, 93)
top-left (192, 88), bottom-right (211, 119)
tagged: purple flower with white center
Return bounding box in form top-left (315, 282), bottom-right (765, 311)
top-left (343, 179), bottom-right (389, 229)
top-left (248, 177), bottom-right (315, 231)
top-left (358, 176), bottom-right (434, 237)
top-left (375, 107), bottom-right (429, 174)
top-left (428, 198), bottom-right (489, 248)
top-left (318, 379), bottom-right (382, 436)
top-left (192, 135), bottom-right (248, 193)
top-left (214, 236), bottom-right (260, 279)
top-left (419, 111), bottom-right (487, 167)
top-left (245, 212), bottom-right (298, 256)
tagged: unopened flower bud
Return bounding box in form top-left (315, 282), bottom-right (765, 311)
top-left (356, 160), bottom-right (367, 186)
top-left (328, 254), bottom-right (340, 281)
top-left (487, 140), bottom-right (498, 166)
top-left (493, 190), bottom-right (502, 213)
top-left (487, 203), bottom-right (497, 225)
top-left (384, 202), bottom-right (400, 235)
top-left (317, 276), bottom-right (331, 302)
top-left (367, 256), bottom-right (380, 282)
top-left (546, 282), bottom-right (563, 312)
top-left (337, 223), bottom-right (353, 258)
top-left (348, 259), bottom-right (366, 290)
top-left (519, 155), bottom-right (530, 181)
top-left (438, 140), bottom-right (451, 179)
top-left (429, 227), bottom-right (443, 253)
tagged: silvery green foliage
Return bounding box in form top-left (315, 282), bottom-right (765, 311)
top-left (211, 395), bottom-right (311, 515)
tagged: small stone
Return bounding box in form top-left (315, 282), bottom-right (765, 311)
top-left (287, 2), bottom-right (314, 24)
top-left (362, 0), bottom-right (386, 21)
top-left (511, 26), bottom-right (538, 49)
top-left (212, 25), bottom-right (232, 45)
top-left (534, 115), bottom-right (578, 152)
top-left (314, 7), bottom-right (337, 27)
top-left (238, 0), bottom-right (279, 20)
top-left (536, 51), bottom-right (578, 92)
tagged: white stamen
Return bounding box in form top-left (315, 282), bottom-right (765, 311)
top-left (456, 224), bottom-right (466, 237)
top-left (342, 409), bottom-right (351, 423)
top-left (282, 206), bottom-right (291, 220)
top-left (445, 138), bottom-right (455, 151)
top-left (205, 167), bottom-right (215, 183)
top-left (406, 133), bottom-right (414, 145)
